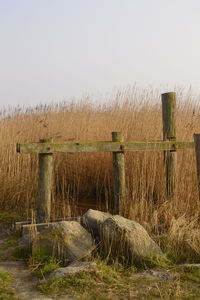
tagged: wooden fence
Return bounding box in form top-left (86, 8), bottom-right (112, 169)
top-left (17, 92), bottom-right (200, 223)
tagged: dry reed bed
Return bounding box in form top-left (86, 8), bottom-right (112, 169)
top-left (0, 88), bottom-right (200, 258)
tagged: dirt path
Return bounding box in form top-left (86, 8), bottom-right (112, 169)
top-left (0, 261), bottom-right (55, 300)
top-left (0, 234), bottom-right (42, 299)
top-left (0, 233), bottom-right (76, 300)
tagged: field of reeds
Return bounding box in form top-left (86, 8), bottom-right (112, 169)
top-left (0, 87), bottom-right (200, 260)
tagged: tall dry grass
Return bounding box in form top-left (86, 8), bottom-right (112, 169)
top-left (0, 87), bottom-right (200, 258)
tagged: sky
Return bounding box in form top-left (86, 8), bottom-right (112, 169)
top-left (0, 0), bottom-right (200, 108)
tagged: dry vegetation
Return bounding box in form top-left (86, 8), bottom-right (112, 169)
top-left (0, 87), bottom-right (200, 261)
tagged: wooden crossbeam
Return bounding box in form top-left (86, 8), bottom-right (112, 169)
top-left (17, 140), bottom-right (194, 154)
top-left (15, 92), bottom-right (199, 223)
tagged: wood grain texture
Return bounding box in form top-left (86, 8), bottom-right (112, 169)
top-left (162, 92), bottom-right (177, 199)
top-left (112, 132), bottom-right (126, 215)
top-left (37, 138), bottom-right (53, 223)
top-left (194, 134), bottom-right (200, 201)
top-left (17, 140), bottom-right (194, 154)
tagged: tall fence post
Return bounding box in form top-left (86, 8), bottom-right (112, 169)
top-left (37, 138), bottom-right (53, 223)
top-left (162, 92), bottom-right (177, 199)
top-left (194, 134), bottom-right (200, 200)
top-left (112, 132), bottom-right (125, 215)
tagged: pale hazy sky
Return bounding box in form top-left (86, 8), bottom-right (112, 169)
top-left (0, 0), bottom-right (200, 108)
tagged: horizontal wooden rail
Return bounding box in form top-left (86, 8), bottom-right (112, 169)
top-left (16, 92), bottom-right (200, 223)
top-left (17, 140), bottom-right (194, 154)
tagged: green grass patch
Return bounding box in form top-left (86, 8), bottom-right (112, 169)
top-left (0, 271), bottom-right (19, 300)
top-left (181, 268), bottom-right (200, 284)
top-left (37, 263), bottom-right (200, 300)
top-left (38, 272), bottom-right (96, 294)
top-left (95, 260), bottom-right (121, 284)
top-left (29, 249), bottom-right (60, 278)
top-left (143, 254), bottom-right (172, 269)
top-left (38, 259), bottom-right (136, 298)
top-left (36, 261), bottom-right (60, 278)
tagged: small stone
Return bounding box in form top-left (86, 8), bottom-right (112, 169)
top-left (142, 269), bottom-right (173, 281)
top-left (43, 261), bottom-right (98, 281)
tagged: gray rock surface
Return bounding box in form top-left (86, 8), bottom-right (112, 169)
top-left (36, 221), bottom-right (95, 265)
top-left (44, 261), bottom-right (98, 281)
top-left (19, 210), bottom-right (163, 267)
top-left (140, 269), bottom-right (173, 281)
top-left (81, 209), bottom-right (111, 239)
top-left (100, 215), bottom-right (163, 265)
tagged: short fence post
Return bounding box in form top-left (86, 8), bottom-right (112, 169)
top-left (112, 132), bottom-right (125, 215)
top-left (194, 134), bottom-right (200, 200)
top-left (37, 138), bottom-right (53, 223)
top-left (162, 92), bottom-right (177, 199)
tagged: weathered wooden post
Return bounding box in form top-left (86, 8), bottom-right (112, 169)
top-left (37, 138), bottom-right (53, 223)
top-left (162, 92), bottom-right (177, 199)
top-left (193, 134), bottom-right (200, 200)
top-left (112, 132), bottom-right (126, 215)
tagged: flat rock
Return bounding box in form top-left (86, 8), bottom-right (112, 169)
top-left (140, 269), bottom-right (173, 281)
top-left (44, 261), bottom-right (98, 281)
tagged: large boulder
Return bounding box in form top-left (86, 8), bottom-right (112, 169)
top-left (100, 215), bottom-right (163, 266)
top-left (81, 209), bottom-right (111, 239)
top-left (35, 221), bottom-right (95, 265)
top-left (19, 210), bottom-right (164, 267)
